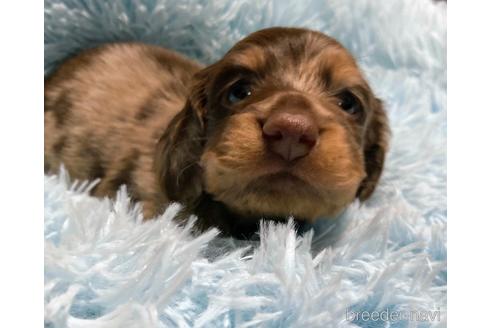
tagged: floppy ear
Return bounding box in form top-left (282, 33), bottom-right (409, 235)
top-left (155, 68), bottom-right (212, 205)
top-left (357, 98), bottom-right (390, 201)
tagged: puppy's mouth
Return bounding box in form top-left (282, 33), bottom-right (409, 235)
top-left (244, 170), bottom-right (319, 196)
top-left (260, 171), bottom-right (307, 186)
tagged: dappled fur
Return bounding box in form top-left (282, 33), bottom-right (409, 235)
top-left (45, 27), bottom-right (389, 238)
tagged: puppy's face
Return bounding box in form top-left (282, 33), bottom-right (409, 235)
top-left (157, 28), bottom-right (389, 223)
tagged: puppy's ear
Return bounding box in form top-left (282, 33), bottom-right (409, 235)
top-left (155, 67), bottom-right (212, 205)
top-left (357, 98), bottom-right (390, 201)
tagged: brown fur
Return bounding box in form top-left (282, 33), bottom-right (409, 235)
top-left (45, 28), bottom-right (389, 238)
top-left (45, 43), bottom-right (203, 217)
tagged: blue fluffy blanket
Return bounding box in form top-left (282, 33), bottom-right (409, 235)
top-left (44, 0), bottom-right (447, 327)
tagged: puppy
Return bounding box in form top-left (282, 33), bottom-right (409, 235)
top-left (45, 27), bottom-right (389, 238)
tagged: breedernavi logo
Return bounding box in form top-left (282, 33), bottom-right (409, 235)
top-left (346, 308), bottom-right (441, 323)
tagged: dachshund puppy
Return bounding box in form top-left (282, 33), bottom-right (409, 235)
top-left (45, 27), bottom-right (389, 238)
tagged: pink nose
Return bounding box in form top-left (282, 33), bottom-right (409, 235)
top-left (262, 112), bottom-right (318, 161)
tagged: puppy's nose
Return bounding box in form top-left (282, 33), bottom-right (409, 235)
top-left (262, 112), bottom-right (318, 161)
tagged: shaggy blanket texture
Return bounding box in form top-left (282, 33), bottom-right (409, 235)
top-left (44, 0), bottom-right (447, 327)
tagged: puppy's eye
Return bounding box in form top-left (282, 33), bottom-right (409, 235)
top-left (227, 82), bottom-right (252, 104)
top-left (336, 91), bottom-right (361, 115)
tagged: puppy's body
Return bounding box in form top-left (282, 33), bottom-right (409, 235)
top-left (45, 28), bottom-right (389, 237)
top-left (45, 44), bottom-right (203, 217)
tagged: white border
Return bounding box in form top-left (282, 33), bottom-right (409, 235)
top-left (448, 1), bottom-right (492, 327)
top-left (0, 2), bottom-right (44, 326)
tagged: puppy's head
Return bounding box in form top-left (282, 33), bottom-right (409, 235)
top-left (156, 27), bottom-right (389, 227)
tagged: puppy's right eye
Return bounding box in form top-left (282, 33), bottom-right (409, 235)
top-left (336, 91), bottom-right (362, 115)
top-left (227, 82), bottom-right (252, 104)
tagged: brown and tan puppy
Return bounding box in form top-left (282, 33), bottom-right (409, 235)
top-left (45, 27), bottom-right (389, 238)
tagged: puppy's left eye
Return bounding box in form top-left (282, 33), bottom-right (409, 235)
top-left (337, 91), bottom-right (362, 115)
top-left (227, 82), bottom-right (252, 104)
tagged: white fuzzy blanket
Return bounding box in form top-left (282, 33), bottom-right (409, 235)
top-left (44, 0), bottom-right (447, 327)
